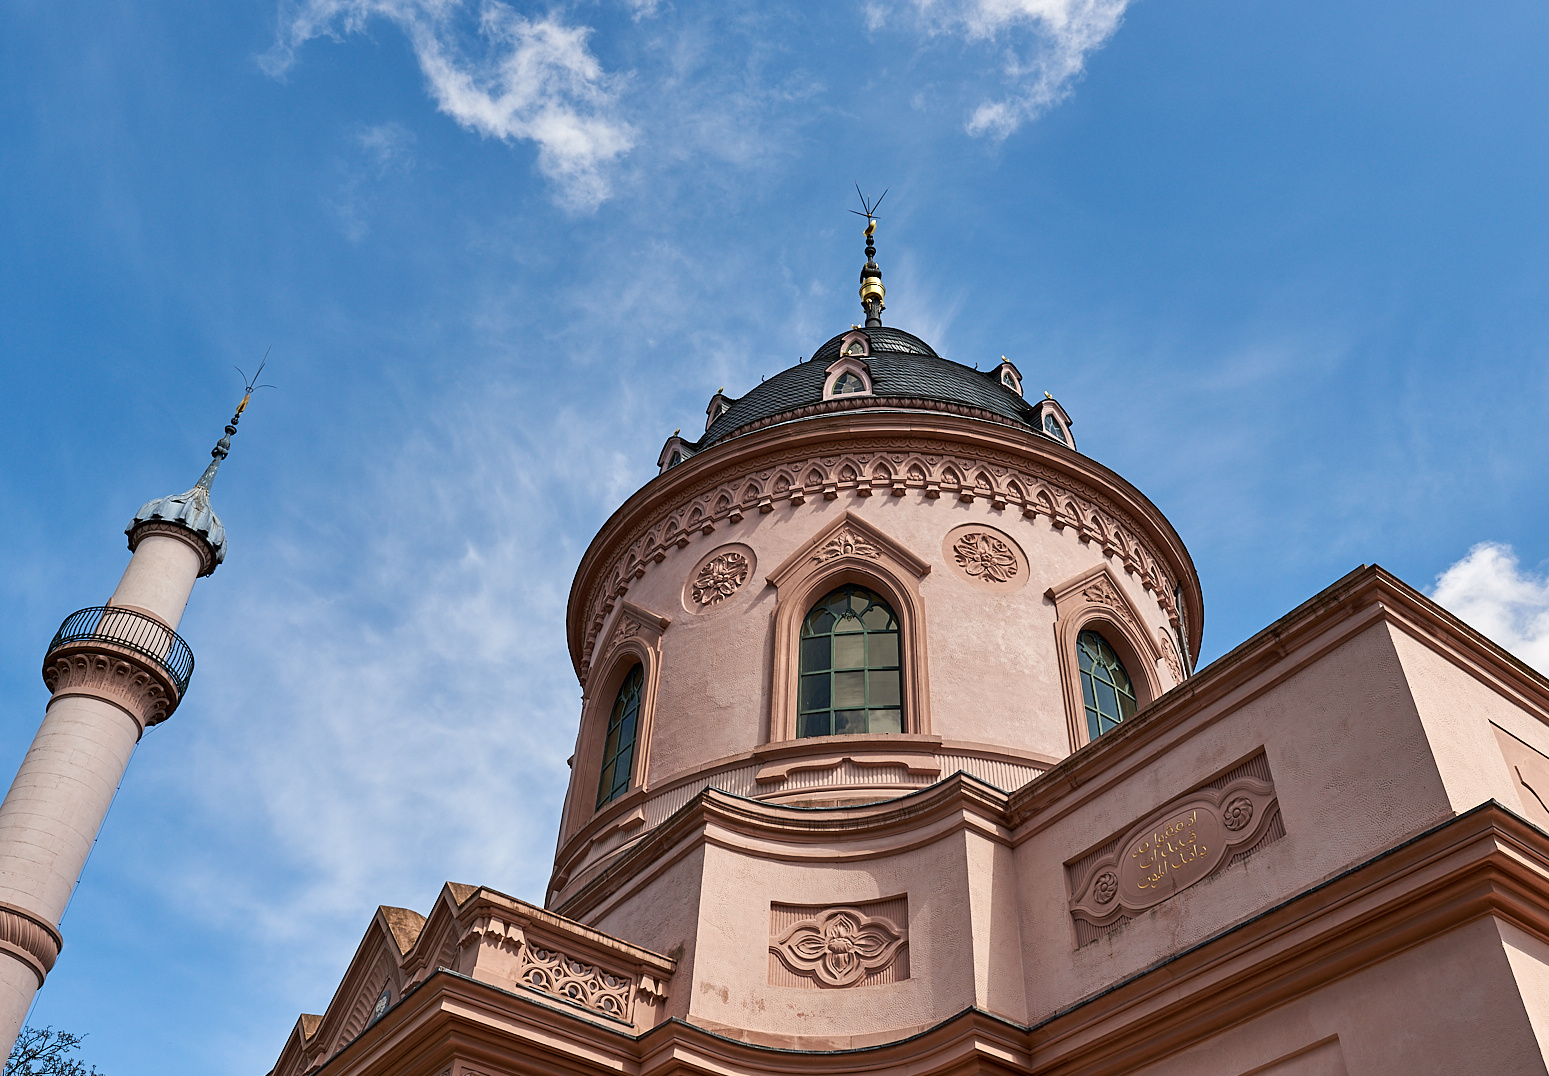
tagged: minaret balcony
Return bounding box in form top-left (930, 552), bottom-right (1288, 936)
top-left (41, 606), bottom-right (195, 727)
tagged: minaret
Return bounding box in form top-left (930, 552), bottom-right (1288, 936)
top-left (0, 392), bottom-right (251, 1050)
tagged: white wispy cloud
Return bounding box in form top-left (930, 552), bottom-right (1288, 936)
top-left (1431, 542), bottom-right (1549, 673)
top-left (888, 0), bottom-right (1129, 138)
top-left (263, 0), bottom-right (634, 210)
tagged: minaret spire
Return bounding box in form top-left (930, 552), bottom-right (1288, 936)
top-left (852, 186), bottom-right (888, 328)
top-left (196, 357), bottom-right (271, 493)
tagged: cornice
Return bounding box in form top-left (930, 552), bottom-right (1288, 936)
top-left (555, 775), bottom-right (1013, 922)
top-left (566, 411), bottom-right (1204, 681)
top-left (292, 805), bottom-right (1549, 1076)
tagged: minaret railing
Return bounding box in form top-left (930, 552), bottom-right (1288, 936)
top-left (46, 606), bottom-right (195, 695)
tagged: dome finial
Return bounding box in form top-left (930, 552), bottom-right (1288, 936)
top-left (851, 185), bottom-right (888, 328)
top-left (195, 353), bottom-right (274, 493)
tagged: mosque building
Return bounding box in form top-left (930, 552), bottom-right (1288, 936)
top-left (5, 219), bottom-right (1549, 1075)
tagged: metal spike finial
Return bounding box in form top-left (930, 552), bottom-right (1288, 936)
top-left (195, 351), bottom-right (274, 493)
top-left (850, 185), bottom-right (889, 328)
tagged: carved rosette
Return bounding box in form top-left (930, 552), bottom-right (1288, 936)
top-left (0, 901), bottom-right (63, 986)
top-left (42, 645), bottom-right (179, 729)
top-left (942, 523), bottom-right (1027, 589)
top-left (686, 545), bottom-right (755, 610)
top-left (770, 907), bottom-right (906, 988)
top-left (1067, 773), bottom-right (1282, 943)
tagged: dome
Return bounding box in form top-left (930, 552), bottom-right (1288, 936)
top-left (127, 484), bottom-right (227, 572)
top-left (691, 326), bottom-right (1046, 454)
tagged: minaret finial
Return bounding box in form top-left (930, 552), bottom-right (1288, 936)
top-left (851, 185), bottom-right (889, 328)
top-left (195, 352), bottom-right (274, 493)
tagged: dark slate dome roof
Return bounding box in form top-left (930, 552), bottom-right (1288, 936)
top-left (694, 325), bottom-right (1038, 450)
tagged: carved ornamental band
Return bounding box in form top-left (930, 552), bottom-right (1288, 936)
top-left (0, 902), bottom-right (63, 985)
top-left (578, 440), bottom-right (1187, 679)
top-left (42, 649), bottom-right (177, 729)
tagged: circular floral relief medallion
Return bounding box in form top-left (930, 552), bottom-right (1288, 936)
top-left (941, 524), bottom-right (1029, 591)
top-left (684, 544), bottom-right (757, 612)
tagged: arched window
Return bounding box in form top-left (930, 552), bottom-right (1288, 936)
top-left (1043, 413), bottom-right (1068, 444)
top-left (832, 372), bottom-right (866, 395)
top-left (798, 585), bottom-right (901, 737)
top-left (596, 664), bottom-right (643, 808)
top-left (1077, 630), bottom-right (1137, 741)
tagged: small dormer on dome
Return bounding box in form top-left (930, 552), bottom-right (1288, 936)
top-left (1033, 394), bottom-right (1075, 450)
top-left (993, 358), bottom-right (1024, 397)
top-left (658, 431), bottom-right (694, 474)
top-left (127, 484), bottom-right (226, 576)
top-left (824, 332), bottom-right (874, 400)
top-left (704, 390), bottom-right (735, 432)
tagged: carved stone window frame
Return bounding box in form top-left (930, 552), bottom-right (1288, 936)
top-left (568, 601), bottom-right (670, 832)
top-left (1046, 564), bottom-right (1163, 752)
top-left (765, 512), bottom-right (932, 742)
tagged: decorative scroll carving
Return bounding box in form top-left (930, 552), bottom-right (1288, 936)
top-left (42, 648), bottom-right (176, 729)
top-left (0, 902), bottom-right (62, 985)
top-left (1067, 753), bottom-right (1283, 946)
top-left (1158, 628), bottom-right (1185, 684)
top-left (520, 945), bottom-right (633, 1019)
top-left (692, 551), bottom-right (751, 606)
top-left (1080, 576), bottom-right (1140, 633)
top-left (812, 526), bottom-right (881, 563)
top-left (577, 438), bottom-right (1186, 679)
top-left (770, 906), bottom-right (906, 988)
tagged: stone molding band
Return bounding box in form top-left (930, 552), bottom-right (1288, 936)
top-left (127, 519), bottom-right (220, 578)
top-left (42, 643), bottom-right (182, 730)
top-left (0, 901), bottom-right (63, 986)
top-left (573, 426), bottom-right (1198, 681)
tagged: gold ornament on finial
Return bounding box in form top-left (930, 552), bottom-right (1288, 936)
top-left (850, 184), bottom-right (889, 329)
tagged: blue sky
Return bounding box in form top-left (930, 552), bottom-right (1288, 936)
top-left (2, 0), bottom-right (1549, 1071)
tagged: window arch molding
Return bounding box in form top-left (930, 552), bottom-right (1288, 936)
top-left (766, 512), bottom-right (932, 742)
top-left (565, 601), bottom-right (669, 837)
top-left (1045, 564), bottom-right (1164, 751)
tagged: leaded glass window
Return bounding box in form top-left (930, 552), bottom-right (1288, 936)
top-left (832, 372), bottom-right (866, 395)
top-left (798, 585), bottom-right (901, 737)
top-left (1077, 630), bottom-right (1137, 741)
top-left (596, 664), bottom-right (643, 808)
top-left (1043, 414), bottom-right (1067, 444)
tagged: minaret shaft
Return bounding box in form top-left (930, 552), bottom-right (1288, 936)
top-left (0, 534), bottom-right (206, 1049)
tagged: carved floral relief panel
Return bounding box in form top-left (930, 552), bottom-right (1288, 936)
top-left (941, 523), bottom-right (1028, 590)
top-left (768, 896), bottom-right (909, 988)
top-left (683, 543), bottom-right (756, 612)
top-left (1065, 753), bottom-right (1284, 946)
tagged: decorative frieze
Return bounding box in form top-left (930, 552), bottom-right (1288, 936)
top-left (576, 438), bottom-right (1186, 680)
top-left (769, 897), bottom-right (908, 988)
top-left (452, 902), bottom-right (674, 1027)
top-left (1066, 753), bottom-right (1284, 946)
top-left (42, 648), bottom-right (177, 729)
